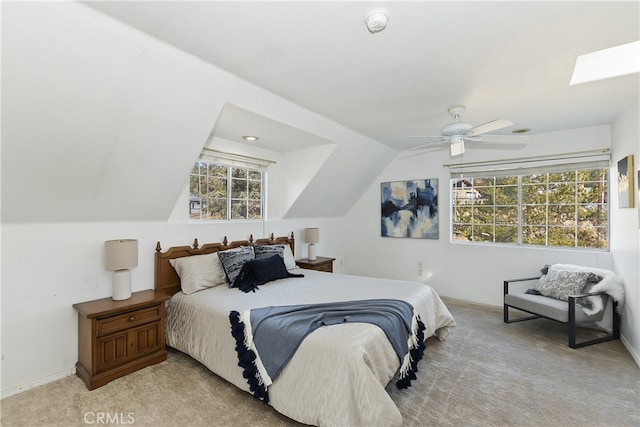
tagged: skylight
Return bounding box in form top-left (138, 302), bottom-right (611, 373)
top-left (570, 40), bottom-right (640, 85)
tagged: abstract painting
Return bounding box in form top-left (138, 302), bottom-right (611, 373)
top-left (617, 155), bottom-right (634, 208)
top-left (381, 179), bottom-right (438, 239)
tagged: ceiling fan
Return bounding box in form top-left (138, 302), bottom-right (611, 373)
top-left (406, 106), bottom-right (527, 157)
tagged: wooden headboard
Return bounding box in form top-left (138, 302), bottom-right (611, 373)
top-left (154, 232), bottom-right (295, 296)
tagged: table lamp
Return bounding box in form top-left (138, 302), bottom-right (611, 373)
top-left (105, 239), bottom-right (138, 300)
top-left (304, 228), bottom-right (319, 261)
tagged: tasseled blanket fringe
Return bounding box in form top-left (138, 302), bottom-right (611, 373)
top-left (229, 310), bottom-right (270, 404)
top-left (230, 307), bottom-right (427, 403)
top-left (396, 310), bottom-right (426, 389)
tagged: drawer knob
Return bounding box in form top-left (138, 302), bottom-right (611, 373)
top-left (128, 316), bottom-right (135, 322)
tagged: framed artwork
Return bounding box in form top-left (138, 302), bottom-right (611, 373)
top-left (381, 179), bottom-right (438, 239)
top-left (617, 155), bottom-right (634, 208)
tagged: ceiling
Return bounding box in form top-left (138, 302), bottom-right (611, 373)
top-left (86, 1), bottom-right (639, 153)
top-left (211, 104), bottom-right (336, 152)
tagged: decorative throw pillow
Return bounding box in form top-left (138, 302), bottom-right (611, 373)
top-left (252, 254), bottom-right (292, 285)
top-left (233, 255), bottom-right (304, 292)
top-left (282, 245), bottom-right (297, 270)
top-left (253, 244), bottom-right (297, 270)
top-left (218, 246), bottom-right (254, 286)
top-left (254, 244), bottom-right (284, 260)
top-left (537, 265), bottom-right (597, 301)
top-left (169, 253), bottom-right (226, 295)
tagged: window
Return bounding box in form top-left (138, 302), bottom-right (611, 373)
top-left (451, 167), bottom-right (609, 249)
top-left (189, 161), bottom-right (264, 220)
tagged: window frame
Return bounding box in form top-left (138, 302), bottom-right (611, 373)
top-left (450, 166), bottom-right (609, 251)
top-left (189, 160), bottom-right (266, 221)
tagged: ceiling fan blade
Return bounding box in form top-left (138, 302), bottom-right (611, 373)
top-left (466, 119), bottom-right (513, 136)
top-left (404, 138), bottom-right (448, 151)
top-left (407, 135), bottom-right (447, 139)
top-left (398, 144), bottom-right (448, 159)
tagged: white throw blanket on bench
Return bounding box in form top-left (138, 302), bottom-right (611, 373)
top-left (551, 264), bottom-right (625, 315)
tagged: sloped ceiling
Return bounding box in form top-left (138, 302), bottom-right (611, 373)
top-left (1, 2), bottom-right (394, 223)
top-left (2, 2), bottom-right (638, 223)
top-left (86, 1), bottom-right (639, 150)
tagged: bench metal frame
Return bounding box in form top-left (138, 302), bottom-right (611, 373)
top-left (504, 277), bottom-right (620, 349)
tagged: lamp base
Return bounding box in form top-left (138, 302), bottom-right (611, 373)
top-left (308, 243), bottom-right (317, 261)
top-left (112, 269), bottom-right (132, 301)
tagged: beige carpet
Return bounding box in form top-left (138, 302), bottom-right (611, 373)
top-left (2, 299), bottom-right (638, 427)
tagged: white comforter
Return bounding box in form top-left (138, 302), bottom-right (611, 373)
top-left (165, 269), bottom-right (456, 426)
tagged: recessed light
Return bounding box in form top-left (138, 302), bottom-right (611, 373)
top-left (512, 128), bottom-right (531, 134)
top-left (242, 135), bottom-right (260, 142)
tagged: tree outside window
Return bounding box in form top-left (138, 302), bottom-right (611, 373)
top-left (452, 167), bottom-right (608, 249)
top-left (189, 162), bottom-right (264, 220)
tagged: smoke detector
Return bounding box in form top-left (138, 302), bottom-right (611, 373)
top-left (365, 8), bottom-right (389, 34)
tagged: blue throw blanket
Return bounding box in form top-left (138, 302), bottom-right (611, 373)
top-left (229, 299), bottom-right (426, 404)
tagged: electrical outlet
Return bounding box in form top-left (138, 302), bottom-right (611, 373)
top-left (417, 261), bottom-right (423, 276)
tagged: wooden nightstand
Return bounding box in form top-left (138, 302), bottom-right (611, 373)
top-left (296, 256), bottom-right (336, 273)
top-left (73, 289), bottom-right (171, 390)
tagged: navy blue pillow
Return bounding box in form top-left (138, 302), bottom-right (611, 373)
top-left (234, 255), bottom-right (303, 292)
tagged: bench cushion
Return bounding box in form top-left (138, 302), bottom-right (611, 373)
top-left (505, 293), bottom-right (605, 323)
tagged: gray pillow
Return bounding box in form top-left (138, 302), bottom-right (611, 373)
top-left (169, 252), bottom-right (227, 295)
top-left (254, 244), bottom-right (284, 261)
top-left (218, 246), bottom-right (254, 286)
top-left (537, 265), bottom-right (599, 301)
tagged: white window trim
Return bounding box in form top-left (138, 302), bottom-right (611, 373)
top-left (445, 148), bottom-right (610, 178)
top-left (448, 149), bottom-right (611, 250)
top-left (190, 156), bottom-right (268, 221)
top-left (200, 148), bottom-right (275, 171)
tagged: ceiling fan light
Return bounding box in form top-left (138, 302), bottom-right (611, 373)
top-left (450, 135), bottom-right (465, 157)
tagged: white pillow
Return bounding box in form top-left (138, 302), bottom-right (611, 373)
top-left (283, 245), bottom-right (297, 270)
top-left (169, 252), bottom-right (227, 295)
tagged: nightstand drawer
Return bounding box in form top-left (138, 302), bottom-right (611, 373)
top-left (97, 305), bottom-right (161, 337)
top-left (295, 256), bottom-right (335, 273)
top-left (316, 263), bottom-right (333, 272)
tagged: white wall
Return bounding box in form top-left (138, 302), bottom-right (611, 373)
top-left (344, 123), bottom-right (639, 364)
top-left (610, 98), bottom-right (640, 364)
top-left (0, 218), bottom-right (345, 398)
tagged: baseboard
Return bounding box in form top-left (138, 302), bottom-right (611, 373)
top-left (439, 294), bottom-right (501, 310)
top-left (620, 334), bottom-right (640, 368)
top-left (1, 367), bottom-right (76, 400)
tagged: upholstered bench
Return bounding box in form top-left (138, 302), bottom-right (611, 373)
top-left (503, 265), bottom-right (623, 349)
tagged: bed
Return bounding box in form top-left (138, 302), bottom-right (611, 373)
top-left (155, 233), bottom-right (456, 426)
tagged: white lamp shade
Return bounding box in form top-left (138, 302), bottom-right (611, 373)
top-left (304, 228), bottom-right (319, 244)
top-left (105, 239), bottom-right (138, 271)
